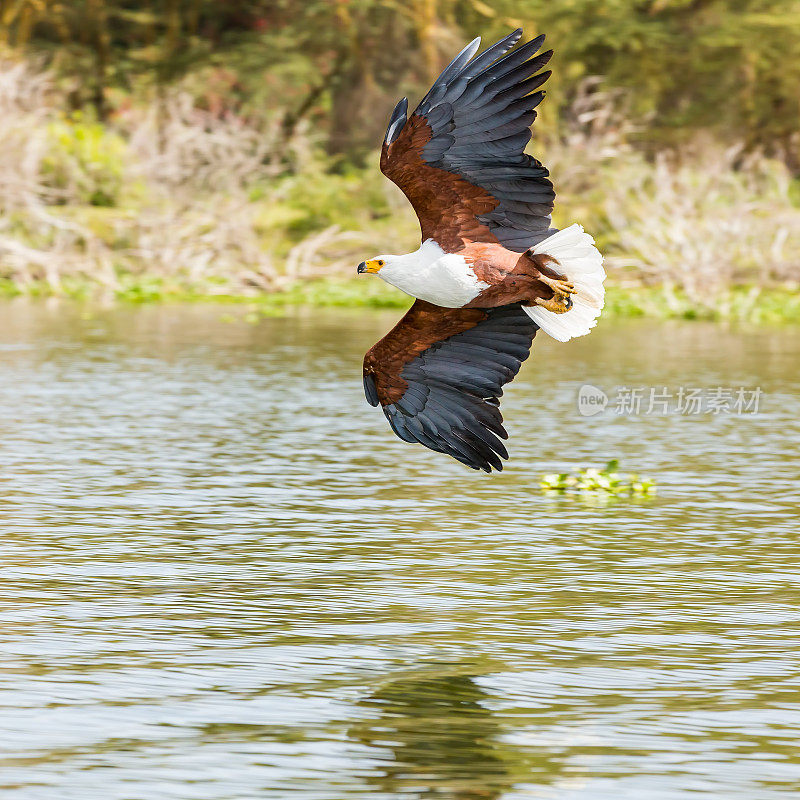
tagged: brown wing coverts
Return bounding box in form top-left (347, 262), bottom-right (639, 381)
top-left (381, 29), bottom-right (556, 251)
top-left (364, 302), bottom-right (538, 472)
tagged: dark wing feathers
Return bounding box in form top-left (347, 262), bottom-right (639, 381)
top-left (383, 97), bottom-right (408, 146)
top-left (364, 302), bottom-right (537, 472)
top-left (381, 29), bottom-right (555, 251)
top-left (423, 37), bottom-right (481, 95)
top-left (458, 29), bottom-right (524, 76)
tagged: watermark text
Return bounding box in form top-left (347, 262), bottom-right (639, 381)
top-left (577, 384), bottom-right (762, 417)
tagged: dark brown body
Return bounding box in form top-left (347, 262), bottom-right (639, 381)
top-left (461, 243), bottom-right (563, 308)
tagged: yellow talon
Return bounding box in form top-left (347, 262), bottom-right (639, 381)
top-left (534, 294), bottom-right (572, 314)
top-left (539, 274), bottom-right (575, 297)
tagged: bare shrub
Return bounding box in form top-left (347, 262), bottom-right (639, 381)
top-left (0, 60), bottom-right (281, 292)
top-left (0, 57), bottom-right (56, 207)
top-left (0, 60), bottom-right (798, 301)
top-left (0, 57), bottom-right (101, 286)
top-left (123, 197), bottom-right (277, 292)
top-left (547, 80), bottom-right (800, 303)
top-left (126, 92), bottom-right (282, 193)
top-left (604, 146), bottom-right (800, 299)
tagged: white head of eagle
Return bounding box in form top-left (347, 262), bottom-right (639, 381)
top-left (357, 240), bottom-right (491, 309)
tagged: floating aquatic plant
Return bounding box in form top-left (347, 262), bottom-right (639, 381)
top-left (539, 459), bottom-right (656, 496)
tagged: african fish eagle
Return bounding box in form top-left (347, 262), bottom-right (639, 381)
top-left (358, 30), bottom-right (606, 472)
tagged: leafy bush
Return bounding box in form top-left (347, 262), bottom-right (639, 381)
top-left (278, 160), bottom-right (392, 237)
top-left (41, 114), bottom-right (128, 206)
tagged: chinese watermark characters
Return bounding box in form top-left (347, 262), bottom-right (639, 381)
top-left (577, 384), bottom-right (762, 417)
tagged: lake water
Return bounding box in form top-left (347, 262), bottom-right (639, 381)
top-left (1, 300), bottom-right (799, 799)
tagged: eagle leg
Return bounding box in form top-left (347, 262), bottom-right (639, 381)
top-left (534, 273), bottom-right (575, 313)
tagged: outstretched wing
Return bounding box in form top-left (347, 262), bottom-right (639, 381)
top-left (363, 301), bottom-right (538, 472)
top-left (381, 29), bottom-right (556, 253)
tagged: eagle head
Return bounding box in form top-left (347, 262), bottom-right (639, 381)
top-left (356, 257), bottom-right (388, 275)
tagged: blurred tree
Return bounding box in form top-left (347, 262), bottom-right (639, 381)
top-left (474, 0), bottom-right (800, 160)
top-left (0, 0), bottom-right (797, 165)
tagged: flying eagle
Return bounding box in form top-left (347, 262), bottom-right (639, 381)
top-left (359, 30), bottom-right (606, 472)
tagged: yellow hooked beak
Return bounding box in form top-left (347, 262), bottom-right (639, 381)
top-left (357, 259), bottom-right (384, 275)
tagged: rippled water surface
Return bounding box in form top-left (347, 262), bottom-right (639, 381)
top-left (1, 301), bottom-right (799, 799)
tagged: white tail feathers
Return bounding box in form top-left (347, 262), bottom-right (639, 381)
top-left (523, 224), bottom-right (606, 342)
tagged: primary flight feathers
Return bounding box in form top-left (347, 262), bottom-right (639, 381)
top-left (380, 28), bottom-right (556, 253)
top-left (360, 30), bottom-right (606, 472)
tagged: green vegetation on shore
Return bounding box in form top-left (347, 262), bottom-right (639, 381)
top-left (3, 277), bottom-right (799, 326)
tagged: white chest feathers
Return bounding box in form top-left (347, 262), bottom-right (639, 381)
top-left (378, 239), bottom-right (490, 308)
